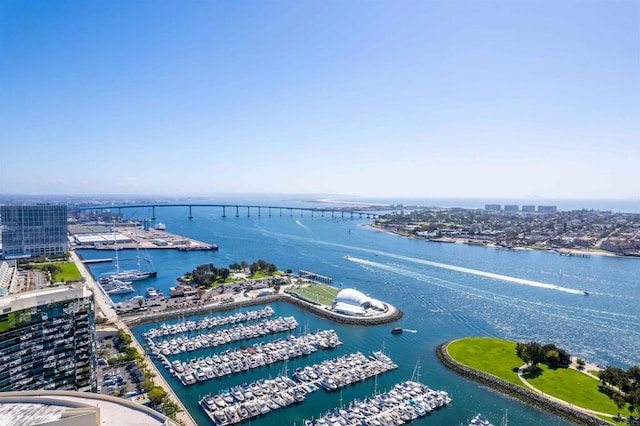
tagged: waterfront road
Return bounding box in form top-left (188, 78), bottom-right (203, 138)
top-left (70, 251), bottom-right (197, 426)
top-left (70, 250), bottom-right (119, 323)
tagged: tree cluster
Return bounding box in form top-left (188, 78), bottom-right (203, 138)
top-left (228, 261), bottom-right (249, 271)
top-left (188, 263), bottom-right (230, 287)
top-left (187, 259), bottom-right (278, 288)
top-left (248, 259), bottom-right (277, 275)
top-left (515, 341), bottom-right (571, 369)
top-left (599, 365), bottom-right (640, 417)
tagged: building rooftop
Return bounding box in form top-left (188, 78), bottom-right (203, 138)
top-left (0, 402), bottom-right (66, 425)
top-left (0, 390), bottom-right (177, 426)
top-left (0, 285), bottom-right (92, 311)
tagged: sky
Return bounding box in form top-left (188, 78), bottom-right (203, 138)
top-left (1, 0), bottom-right (638, 200)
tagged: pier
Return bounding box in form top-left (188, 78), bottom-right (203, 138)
top-left (81, 258), bottom-right (113, 264)
top-left (298, 270), bottom-right (333, 285)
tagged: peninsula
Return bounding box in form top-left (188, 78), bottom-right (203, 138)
top-left (438, 337), bottom-right (640, 426)
top-left (373, 208), bottom-right (640, 257)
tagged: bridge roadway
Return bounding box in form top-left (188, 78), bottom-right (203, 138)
top-left (77, 203), bottom-right (383, 220)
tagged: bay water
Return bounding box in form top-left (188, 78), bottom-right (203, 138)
top-left (79, 201), bottom-right (640, 425)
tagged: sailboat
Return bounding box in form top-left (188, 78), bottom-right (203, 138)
top-left (100, 234), bottom-right (157, 283)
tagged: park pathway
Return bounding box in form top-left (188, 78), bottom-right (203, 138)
top-left (516, 364), bottom-right (618, 420)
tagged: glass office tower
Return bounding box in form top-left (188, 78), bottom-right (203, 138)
top-left (0, 204), bottom-right (68, 259)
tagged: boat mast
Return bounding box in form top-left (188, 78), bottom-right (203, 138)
top-left (410, 359), bottom-right (421, 382)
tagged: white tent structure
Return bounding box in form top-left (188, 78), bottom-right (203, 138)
top-left (332, 288), bottom-right (386, 316)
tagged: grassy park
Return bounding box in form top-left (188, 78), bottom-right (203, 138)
top-left (524, 364), bottom-right (629, 416)
top-left (287, 282), bottom-right (339, 305)
top-left (52, 262), bottom-right (83, 281)
top-left (447, 337), bottom-right (523, 385)
top-left (31, 261), bottom-right (83, 282)
top-left (447, 337), bottom-right (631, 421)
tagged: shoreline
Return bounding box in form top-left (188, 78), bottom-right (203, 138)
top-left (123, 291), bottom-right (403, 327)
top-left (436, 340), bottom-right (611, 426)
top-left (366, 224), bottom-right (630, 259)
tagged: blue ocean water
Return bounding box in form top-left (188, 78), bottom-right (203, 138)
top-left (79, 201), bottom-right (640, 425)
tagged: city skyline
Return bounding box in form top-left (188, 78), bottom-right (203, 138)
top-left (1, 1), bottom-right (638, 199)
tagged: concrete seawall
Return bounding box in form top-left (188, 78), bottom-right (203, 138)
top-left (124, 293), bottom-right (403, 327)
top-left (436, 341), bottom-right (611, 426)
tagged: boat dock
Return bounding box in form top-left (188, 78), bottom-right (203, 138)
top-left (148, 316), bottom-right (298, 355)
top-left (81, 258), bottom-right (113, 264)
top-left (198, 350), bottom-right (399, 425)
top-left (298, 270), bottom-right (333, 285)
top-left (143, 306), bottom-right (275, 339)
top-left (154, 329), bottom-right (343, 386)
top-left (293, 351), bottom-right (398, 392)
top-left (304, 380), bottom-right (452, 425)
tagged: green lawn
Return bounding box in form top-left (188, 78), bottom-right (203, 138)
top-left (32, 262), bottom-right (83, 282)
top-left (288, 283), bottom-right (339, 306)
top-left (250, 270), bottom-right (281, 279)
top-left (54, 262), bottom-right (83, 281)
top-left (526, 364), bottom-right (630, 417)
top-left (447, 337), bottom-right (631, 421)
top-left (447, 337), bottom-right (523, 385)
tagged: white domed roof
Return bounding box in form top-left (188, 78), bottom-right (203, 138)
top-left (335, 288), bottom-right (370, 306)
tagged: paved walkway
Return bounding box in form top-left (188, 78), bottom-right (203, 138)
top-left (70, 251), bottom-right (119, 323)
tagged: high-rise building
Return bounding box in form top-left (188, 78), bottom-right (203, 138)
top-left (503, 205), bottom-right (519, 212)
top-left (0, 286), bottom-right (96, 392)
top-left (0, 204), bottom-right (68, 259)
top-left (522, 205), bottom-right (536, 212)
top-left (484, 204), bottom-right (501, 211)
top-left (537, 205), bottom-right (558, 213)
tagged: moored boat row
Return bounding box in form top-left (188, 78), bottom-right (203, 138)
top-left (147, 316), bottom-right (298, 355)
top-left (156, 329), bottom-right (343, 386)
top-left (143, 305), bottom-right (275, 339)
top-left (200, 375), bottom-right (316, 425)
top-left (305, 381), bottom-right (452, 425)
top-left (198, 350), bottom-right (399, 425)
top-left (293, 351), bottom-right (398, 391)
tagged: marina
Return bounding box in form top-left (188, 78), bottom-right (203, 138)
top-left (155, 328), bottom-right (343, 386)
top-left (293, 351), bottom-right (398, 391)
top-left (200, 375), bottom-right (313, 425)
top-left (304, 380), bottom-right (452, 425)
top-left (147, 316), bottom-right (299, 355)
top-left (142, 306), bottom-right (276, 339)
top-left (198, 351), bottom-right (399, 425)
top-left (101, 203), bottom-right (639, 426)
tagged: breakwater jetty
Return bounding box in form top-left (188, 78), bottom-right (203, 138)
top-left (124, 293), bottom-right (403, 327)
top-left (436, 341), bottom-right (610, 426)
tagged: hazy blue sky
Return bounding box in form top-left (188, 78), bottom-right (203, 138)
top-left (1, 0), bottom-right (638, 199)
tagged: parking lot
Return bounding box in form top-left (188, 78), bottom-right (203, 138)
top-left (96, 334), bottom-right (145, 398)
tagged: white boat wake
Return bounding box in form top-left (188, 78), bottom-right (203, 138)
top-left (346, 256), bottom-right (586, 295)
